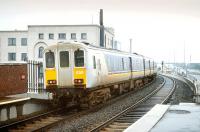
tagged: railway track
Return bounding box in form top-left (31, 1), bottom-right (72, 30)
top-left (0, 76), bottom-right (168, 132)
top-left (0, 105), bottom-right (80, 132)
top-left (90, 75), bottom-right (176, 132)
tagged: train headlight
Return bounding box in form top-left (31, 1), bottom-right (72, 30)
top-left (48, 80), bottom-right (57, 84)
top-left (74, 79), bottom-right (83, 84)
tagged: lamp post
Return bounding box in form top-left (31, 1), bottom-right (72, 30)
top-left (129, 38), bottom-right (132, 53)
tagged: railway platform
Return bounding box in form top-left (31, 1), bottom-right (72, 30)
top-left (0, 96), bottom-right (30, 121)
top-left (125, 103), bottom-right (200, 132)
top-left (0, 96), bottom-right (30, 106)
top-left (7, 92), bottom-right (53, 100)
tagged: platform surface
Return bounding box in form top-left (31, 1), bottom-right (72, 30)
top-left (7, 92), bottom-right (53, 100)
top-left (125, 103), bottom-right (200, 132)
top-left (124, 104), bottom-right (169, 132)
top-left (151, 103), bottom-right (200, 132)
top-left (0, 96), bottom-right (30, 106)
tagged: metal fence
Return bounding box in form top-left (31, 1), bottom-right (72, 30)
top-left (27, 60), bottom-right (45, 93)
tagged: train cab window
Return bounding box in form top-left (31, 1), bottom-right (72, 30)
top-left (60, 51), bottom-right (69, 67)
top-left (74, 49), bottom-right (84, 67)
top-left (45, 52), bottom-right (55, 68)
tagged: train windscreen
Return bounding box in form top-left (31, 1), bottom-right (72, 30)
top-left (60, 51), bottom-right (69, 67)
top-left (74, 49), bottom-right (84, 67)
top-left (45, 52), bottom-right (55, 68)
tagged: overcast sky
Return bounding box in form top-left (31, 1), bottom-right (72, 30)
top-left (1, 0), bottom-right (200, 63)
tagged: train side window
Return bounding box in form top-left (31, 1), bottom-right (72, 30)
top-left (74, 49), bottom-right (84, 67)
top-left (45, 52), bottom-right (55, 68)
top-left (122, 58), bottom-right (124, 70)
top-left (60, 51), bottom-right (69, 67)
top-left (93, 56), bottom-right (96, 69)
top-left (149, 60), bottom-right (151, 69)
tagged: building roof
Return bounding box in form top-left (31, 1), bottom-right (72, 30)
top-left (0, 30), bottom-right (28, 33)
top-left (0, 24), bottom-right (114, 35)
top-left (28, 24), bottom-right (100, 28)
top-left (28, 24), bottom-right (114, 35)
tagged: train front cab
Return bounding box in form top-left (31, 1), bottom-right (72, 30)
top-left (44, 51), bottom-right (57, 89)
top-left (44, 46), bottom-right (87, 90)
top-left (73, 48), bottom-right (86, 88)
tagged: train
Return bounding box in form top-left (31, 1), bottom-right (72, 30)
top-left (44, 42), bottom-right (157, 107)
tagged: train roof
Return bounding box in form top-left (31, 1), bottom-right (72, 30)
top-left (45, 41), bottom-right (153, 60)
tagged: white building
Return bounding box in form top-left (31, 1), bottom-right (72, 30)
top-left (0, 30), bottom-right (28, 63)
top-left (0, 24), bottom-right (116, 63)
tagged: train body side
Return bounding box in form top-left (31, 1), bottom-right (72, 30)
top-left (44, 42), bottom-right (157, 90)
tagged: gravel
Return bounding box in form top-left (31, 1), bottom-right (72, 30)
top-left (48, 76), bottom-right (163, 132)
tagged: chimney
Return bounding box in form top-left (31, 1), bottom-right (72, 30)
top-left (100, 9), bottom-right (103, 26)
top-left (99, 9), bottom-right (104, 47)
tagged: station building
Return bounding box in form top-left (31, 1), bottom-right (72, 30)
top-left (0, 24), bottom-right (117, 63)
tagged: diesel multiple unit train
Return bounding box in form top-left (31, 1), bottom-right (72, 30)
top-left (44, 42), bottom-right (157, 106)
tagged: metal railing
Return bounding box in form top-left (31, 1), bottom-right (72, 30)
top-left (27, 60), bottom-right (45, 93)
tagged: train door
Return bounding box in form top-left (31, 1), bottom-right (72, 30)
top-left (73, 49), bottom-right (86, 87)
top-left (149, 60), bottom-right (151, 75)
top-left (143, 58), bottom-right (146, 76)
top-left (58, 50), bottom-right (72, 87)
top-left (92, 55), bottom-right (98, 86)
top-left (129, 57), bottom-right (133, 79)
top-left (96, 54), bottom-right (102, 84)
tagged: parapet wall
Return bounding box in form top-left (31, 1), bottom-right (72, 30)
top-left (0, 63), bottom-right (27, 97)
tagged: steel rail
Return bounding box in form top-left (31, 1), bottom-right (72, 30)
top-left (0, 108), bottom-right (62, 130)
top-left (2, 77), bottom-right (162, 132)
top-left (90, 76), bottom-right (168, 132)
top-left (161, 77), bottom-right (176, 104)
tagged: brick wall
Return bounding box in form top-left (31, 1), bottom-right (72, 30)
top-left (0, 64), bottom-right (27, 97)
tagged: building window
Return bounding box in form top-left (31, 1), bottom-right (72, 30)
top-left (71, 33), bottom-right (76, 40)
top-left (39, 33), bottom-right (44, 39)
top-left (38, 63), bottom-right (43, 80)
top-left (81, 33), bottom-right (87, 40)
top-left (21, 38), bottom-right (27, 46)
top-left (8, 38), bottom-right (16, 46)
top-left (38, 47), bottom-right (44, 58)
top-left (21, 53), bottom-right (27, 61)
top-left (8, 53), bottom-right (16, 61)
top-left (49, 33), bottom-right (54, 39)
top-left (58, 33), bottom-right (66, 39)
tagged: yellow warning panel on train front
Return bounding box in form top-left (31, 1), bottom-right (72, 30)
top-left (73, 68), bottom-right (86, 85)
top-left (45, 68), bottom-right (57, 85)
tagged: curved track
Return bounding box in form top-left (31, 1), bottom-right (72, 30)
top-left (90, 75), bottom-right (176, 132)
top-left (0, 75), bottom-right (174, 132)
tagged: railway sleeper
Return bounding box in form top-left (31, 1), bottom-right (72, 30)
top-left (108, 124), bottom-right (128, 129)
top-left (103, 127), bottom-right (124, 132)
top-left (119, 116), bottom-right (142, 120)
top-left (123, 114), bottom-right (143, 118)
top-left (116, 118), bottom-right (137, 122)
top-left (112, 122), bottom-right (132, 126)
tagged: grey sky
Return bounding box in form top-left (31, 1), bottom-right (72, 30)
top-left (1, 0), bottom-right (200, 63)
